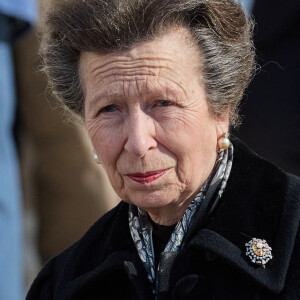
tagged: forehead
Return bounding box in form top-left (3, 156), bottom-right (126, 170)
top-left (80, 28), bottom-right (202, 102)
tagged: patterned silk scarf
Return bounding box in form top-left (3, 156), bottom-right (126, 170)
top-left (128, 144), bottom-right (234, 290)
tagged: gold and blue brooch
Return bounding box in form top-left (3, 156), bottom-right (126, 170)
top-left (245, 238), bottom-right (273, 268)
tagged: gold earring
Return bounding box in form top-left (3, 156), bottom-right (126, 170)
top-left (93, 151), bottom-right (101, 164)
top-left (218, 133), bottom-right (230, 151)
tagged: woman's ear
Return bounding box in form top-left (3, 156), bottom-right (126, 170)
top-left (214, 113), bottom-right (230, 138)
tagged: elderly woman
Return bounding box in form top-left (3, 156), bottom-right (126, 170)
top-left (27, 0), bottom-right (300, 299)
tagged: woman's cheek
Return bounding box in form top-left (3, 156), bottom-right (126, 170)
top-left (153, 110), bottom-right (187, 136)
top-left (107, 166), bottom-right (124, 192)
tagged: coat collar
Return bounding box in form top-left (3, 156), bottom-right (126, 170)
top-left (186, 137), bottom-right (300, 293)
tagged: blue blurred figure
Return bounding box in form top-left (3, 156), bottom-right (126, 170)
top-left (0, 0), bottom-right (37, 299)
top-left (240, 0), bottom-right (255, 13)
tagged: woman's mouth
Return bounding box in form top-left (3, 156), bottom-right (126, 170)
top-left (126, 169), bottom-right (169, 184)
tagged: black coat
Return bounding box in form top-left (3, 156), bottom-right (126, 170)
top-left (27, 138), bottom-right (300, 299)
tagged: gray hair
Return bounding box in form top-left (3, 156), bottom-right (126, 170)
top-left (40, 0), bottom-right (255, 126)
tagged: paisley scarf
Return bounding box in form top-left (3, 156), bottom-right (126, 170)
top-left (128, 144), bottom-right (233, 292)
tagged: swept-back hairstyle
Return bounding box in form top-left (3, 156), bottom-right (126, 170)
top-left (41, 0), bottom-right (255, 126)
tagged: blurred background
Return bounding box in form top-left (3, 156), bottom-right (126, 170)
top-left (0, 0), bottom-right (299, 299)
top-left (234, 0), bottom-right (300, 176)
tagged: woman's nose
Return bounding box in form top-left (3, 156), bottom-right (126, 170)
top-left (124, 111), bottom-right (157, 157)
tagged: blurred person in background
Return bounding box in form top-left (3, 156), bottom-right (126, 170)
top-left (235, 0), bottom-right (300, 176)
top-left (13, 0), bottom-right (120, 288)
top-left (0, 0), bottom-right (37, 299)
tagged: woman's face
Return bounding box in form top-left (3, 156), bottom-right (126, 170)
top-left (81, 28), bottom-right (229, 223)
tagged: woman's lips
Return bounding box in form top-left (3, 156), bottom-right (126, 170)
top-left (126, 169), bottom-right (169, 184)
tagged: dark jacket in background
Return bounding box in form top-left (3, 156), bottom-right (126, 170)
top-left (26, 138), bottom-right (300, 299)
top-left (234, 0), bottom-right (300, 176)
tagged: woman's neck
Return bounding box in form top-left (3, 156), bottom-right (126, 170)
top-left (145, 192), bottom-right (196, 225)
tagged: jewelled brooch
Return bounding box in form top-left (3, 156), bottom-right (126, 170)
top-left (245, 238), bottom-right (273, 268)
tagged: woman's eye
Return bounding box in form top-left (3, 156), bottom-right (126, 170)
top-left (100, 105), bottom-right (117, 113)
top-left (157, 100), bottom-right (173, 107)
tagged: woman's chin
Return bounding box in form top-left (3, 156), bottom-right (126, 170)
top-left (123, 189), bottom-right (179, 211)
